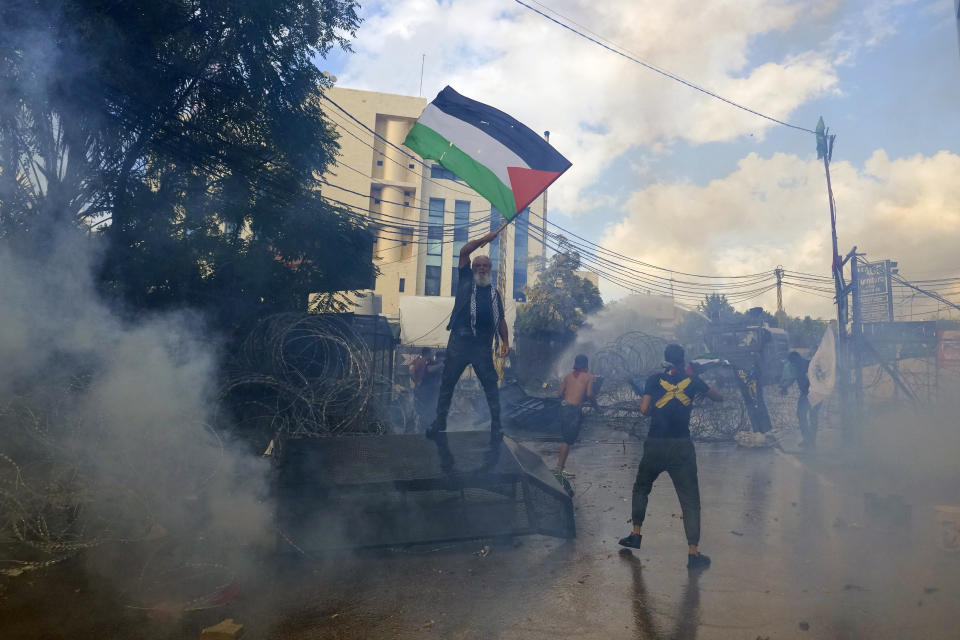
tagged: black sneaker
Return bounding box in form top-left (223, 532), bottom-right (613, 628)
top-left (618, 533), bottom-right (643, 549)
top-left (687, 552), bottom-right (711, 571)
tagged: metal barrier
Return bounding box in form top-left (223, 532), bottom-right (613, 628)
top-left (275, 432), bottom-right (575, 550)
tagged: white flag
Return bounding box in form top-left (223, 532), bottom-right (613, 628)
top-left (807, 325), bottom-right (836, 408)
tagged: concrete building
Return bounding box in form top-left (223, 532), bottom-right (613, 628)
top-left (321, 87), bottom-right (544, 324)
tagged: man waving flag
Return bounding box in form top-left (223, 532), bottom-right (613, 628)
top-left (403, 86), bottom-right (571, 221)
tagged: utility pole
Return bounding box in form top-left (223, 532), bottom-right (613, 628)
top-left (774, 266), bottom-right (786, 326)
top-left (817, 117), bottom-right (855, 439)
top-left (850, 251), bottom-right (865, 424)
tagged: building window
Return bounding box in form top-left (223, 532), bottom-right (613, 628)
top-left (408, 163), bottom-right (415, 169)
top-left (489, 209), bottom-right (501, 286)
top-left (399, 278), bottom-right (405, 293)
top-left (376, 160), bottom-right (383, 166)
top-left (425, 266), bottom-right (442, 296)
top-left (404, 191), bottom-right (411, 196)
top-left (374, 198), bottom-right (381, 204)
top-left (513, 209), bottom-right (529, 301)
top-left (425, 198), bottom-right (444, 296)
top-left (451, 200), bottom-right (470, 295)
top-left (403, 201), bottom-right (409, 206)
top-left (428, 198), bottom-right (445, 243)
top-left (430, 164), bottom-right (461, 181)
top-left (453, 201), bottom-right (470, 243)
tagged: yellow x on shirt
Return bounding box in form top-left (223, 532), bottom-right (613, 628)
top-left (655, 377), bottom-right (693, 408)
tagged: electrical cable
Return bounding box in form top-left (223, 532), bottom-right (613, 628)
top-left (512, 0), bottom-right (817, 135)
top-left (404, 312), bottom-right (454, 345)
top-left (527, 209), bottom-right (772, 280)
top-left (891, 274), bottom-right (960, 314)
top-left (323, 95), bottom-right (487, 200)
top-left (320, 98), bottom-right (829, 296)
top-left (541, 233), bottom-right (777, 303)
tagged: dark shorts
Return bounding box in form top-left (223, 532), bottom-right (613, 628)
top-left (559, 404), bottom-right (583, 444)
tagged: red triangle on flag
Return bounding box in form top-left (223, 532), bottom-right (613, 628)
top-left (507, 166), bottom-right (563, 214)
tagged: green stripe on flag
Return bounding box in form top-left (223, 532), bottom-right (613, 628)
top-left (404, 122), bottom-right (517, 219)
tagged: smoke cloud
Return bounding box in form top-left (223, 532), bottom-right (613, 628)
top-left (552, 294), bottom-right (680, 381)
top-left (0, 230), bottom-right (272, 607)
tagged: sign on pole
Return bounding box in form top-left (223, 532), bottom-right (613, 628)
top-left (858, 260), bottom-right (893, 323)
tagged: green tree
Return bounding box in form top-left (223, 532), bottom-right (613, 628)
top-left (515, 249), bottom-right (603, 342)
top-left (675, 310), bottom-right (709, 354)
top-left (781, 315), bottom-right (829, 350)
top-left (697, 293), bottom-right (738, 322)
top-left (0, 0), bottom-right (372, 335)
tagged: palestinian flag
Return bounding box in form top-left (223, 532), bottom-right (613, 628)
top-left (403, 86), bottom-right (571, 221)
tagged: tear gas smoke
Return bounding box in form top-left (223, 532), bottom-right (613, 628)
top-left (553, 294), bottom-right (681, 381)
top-left (0, 230), bottom-right (272, 607)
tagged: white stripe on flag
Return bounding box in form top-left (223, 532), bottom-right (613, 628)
top-left (417, 104), bottom-right (530, 189)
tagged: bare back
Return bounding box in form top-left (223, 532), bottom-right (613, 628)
top-left (560, 371), bottom-right (594, 406)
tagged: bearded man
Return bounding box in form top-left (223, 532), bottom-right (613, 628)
top-left (426, 226), bottom-right (510, 443)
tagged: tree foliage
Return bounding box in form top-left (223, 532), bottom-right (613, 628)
top-left (780, 315), bottom-right (828, 350)
top-left (515, 249), bottom-right (603, 341)
top-left (0, 0), bottom-right (372, 335)
top-left (679, 294), bottom-right (829, 352)
top-left (697, 293), bottom-right (736, 322)
top-left (675, 310), bottom-right (709, 354)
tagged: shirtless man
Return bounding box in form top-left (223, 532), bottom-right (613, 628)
top-left (555, 354), bottom-right (595, 481)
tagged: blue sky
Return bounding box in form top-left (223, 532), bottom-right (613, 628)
top-left (320, 0), bottom-right (960, 317)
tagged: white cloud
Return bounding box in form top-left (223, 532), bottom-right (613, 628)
top-left (827, 0), bottom-right (919, 66)
top-left (598, 149), bottom-right (960, 317)
top-left (337, 0), bottom-right (842, 212)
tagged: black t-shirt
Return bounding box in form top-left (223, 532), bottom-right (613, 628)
top-left (644, 370), bottom-right (710, 439)
top-left (474, 285), bottom-right (493, 334)
top-left (449, 265), bottom-right (475, 332)
top-left (448, 264), bottom-right (500, 337)
top-left (795, 358), bottom-right (811, 395)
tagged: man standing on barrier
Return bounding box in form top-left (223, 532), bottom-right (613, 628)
top-left (426, 226), bottom-right (510, 443)
top-left (619, 344), bottom-right (723, 571)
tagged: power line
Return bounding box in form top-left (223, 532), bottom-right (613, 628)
top-left (326, 195), bottom-right (495, 242)
top-left (541, 233), bottom-right (777, 303)
top-left (323, 94), bottom-right (486, 200)
top-left (321, 180), bottom-right (490, 218)
top-left (405, 312), bottom-right (453, 344)
top-left (322, 94), bottom-right (832, 303)
top-left (890, 274), bottom-right (960, 313)
top-left (527, 209), bottom-right (772, 280)
top-left (320, 97), bottom-right (816, 292)
top-left (512, 0), bottom-right (817, 135)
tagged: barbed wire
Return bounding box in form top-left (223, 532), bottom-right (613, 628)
top-left (219, 313), bottom-right (401, 451)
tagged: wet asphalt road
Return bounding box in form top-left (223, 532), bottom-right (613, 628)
top-left (248, 421), bottom-right (960, 640)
